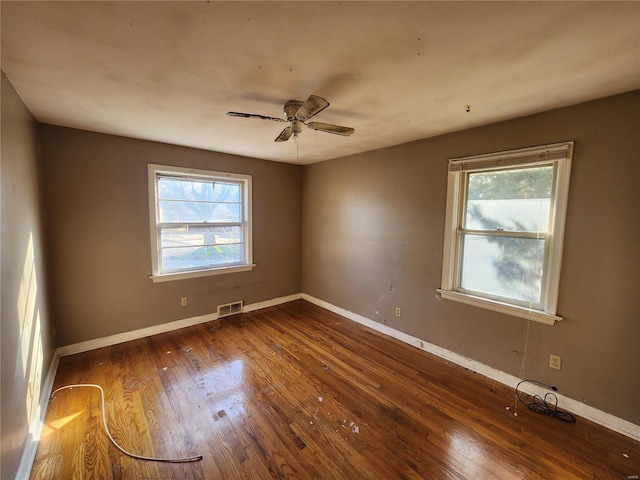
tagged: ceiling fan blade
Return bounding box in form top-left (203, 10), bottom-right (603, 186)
top-left (227, 111), bottom-right (285, 122)
top-left (275, 126), bottom-right (293, 142)
top-left (295, 95), bottom-right (329, 121)
top-left (307, 122), bottom-right (354, 136)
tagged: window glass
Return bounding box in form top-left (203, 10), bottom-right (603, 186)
top-left (465, 166), bottom-right (553, 232)
top-left (158, 178), bottom-right (242, 223)
top-left (160, 225), bottom-right (243, 273)
top-left (459, 235), bottom-right (545, 304)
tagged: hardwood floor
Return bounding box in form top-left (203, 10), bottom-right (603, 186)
top-left (31, 300), bottom-right (639, 479)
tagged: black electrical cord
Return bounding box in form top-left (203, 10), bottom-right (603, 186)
top-left (513, 379), bottom-right (576, 423)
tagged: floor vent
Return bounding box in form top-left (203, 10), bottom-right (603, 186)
top-left (217, 301), bottom-right (243, 318)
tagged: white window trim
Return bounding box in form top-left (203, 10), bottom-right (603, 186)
top-left (148, 164), bottom-right (254, 283)
top-left (438, 142), bottom-right (573, 325)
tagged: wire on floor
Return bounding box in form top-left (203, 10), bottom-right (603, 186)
top-left (50, 384), bottom-right (203, 463)
top-left (507, 379), bottom-right (576, 424)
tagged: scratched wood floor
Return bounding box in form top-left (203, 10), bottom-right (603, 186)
top-left (31, 300), bottom-right (639, 479)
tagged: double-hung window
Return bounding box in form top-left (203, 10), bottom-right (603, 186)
top-left (148, 164), bottom-right (253, 282)
top-left (438, 142), bottom-right (573, 325)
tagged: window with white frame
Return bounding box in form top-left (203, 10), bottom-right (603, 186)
top-left (148, 164), bottom-right (253, 282)
top-left (438, 142), bottom-right (573, 325)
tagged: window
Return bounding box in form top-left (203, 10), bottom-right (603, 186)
top-left (148, 164), bottom-right (253, 282)
top-left (438, 142), bottom-right (573, 325)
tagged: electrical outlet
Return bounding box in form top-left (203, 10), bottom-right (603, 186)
top-left (180, 297), bottom-right (188, 307)
top-left (395, 307), bottom-right (402, 317)
top-left (549, 354), bottom-right (562, 370)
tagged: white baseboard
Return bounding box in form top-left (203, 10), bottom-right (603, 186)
top-left (243, 293), bottom-right (302, 313)
top-left (15, 349), bottom-right (60, 480)
top-left (56, 312), bottom-right (219, 357)
top-left (301, 293), bottom-right (640, 441)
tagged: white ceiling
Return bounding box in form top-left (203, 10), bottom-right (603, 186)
top-left (2, 1), bottom-right (639, 164)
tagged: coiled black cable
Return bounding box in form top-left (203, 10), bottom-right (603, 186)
top-left (515, 379), bottom-right (576, 423)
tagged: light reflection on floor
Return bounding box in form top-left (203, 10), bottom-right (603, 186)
top-left (40, 411), bottom-right (84, 439)
top-left (447, 429), bottom-right (526, 480)
top-left (448, 429), bottom-right (487, 474)
top-left (203, 359), bottom-right (247, 420)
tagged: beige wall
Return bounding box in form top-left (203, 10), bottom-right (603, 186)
top-left (302, 91), bottom-right (640, 424)
top-left (1, 72), bottom-right (56, 480)
top-left (39, 125), bottom-right (302, 346)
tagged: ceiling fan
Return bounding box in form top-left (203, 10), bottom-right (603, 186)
top-left (227, 95), bottom-right (354, 143)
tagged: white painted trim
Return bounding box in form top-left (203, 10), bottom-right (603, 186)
top-left (149, 263), bottom-right (256, 283)
top-left (57, 312), bottom-right (218, 357)
top-left (544, 143), bottom-right (573, 315)
top-left (301, 293), bottom-right (640, 441)
top-left (16, 351), bottom-right (60, 480)
top-left (440, 170), bottom-right (460, 291)
top-left (243, 293), bottom-right (302, 313)
top-left (449, 141), bottom-right (572, 167)
top-left (436, 289), bottom-right (561, 325)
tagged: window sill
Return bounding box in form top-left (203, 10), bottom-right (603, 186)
top-left (150, 264), bottom-right (256, 283)
top-left (436, 289), bottom-right (562, 325)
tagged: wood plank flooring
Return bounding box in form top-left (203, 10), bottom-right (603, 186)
top-left (31, 300), bottom-right (639, 479)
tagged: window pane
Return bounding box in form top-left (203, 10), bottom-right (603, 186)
top-left (459, 234), bottom-right (545, 304)
top-left (158, 178), bottom-right (241, 203)
top-left (160, 225), bottom-right (243, 273)
top-left (160, 225), bottom-right (242, 248)
top-left (159, 200), bottom-right (241, 223)
top-left (465, 166), bottom-right (553, 232)
top-left (161, 244), bottom-right (243, 272)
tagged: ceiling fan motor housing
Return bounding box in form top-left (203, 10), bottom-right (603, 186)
top-left (291, 120), bottom-right (303, 135)
top-left (283, 100), bottom-right (303, 121)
